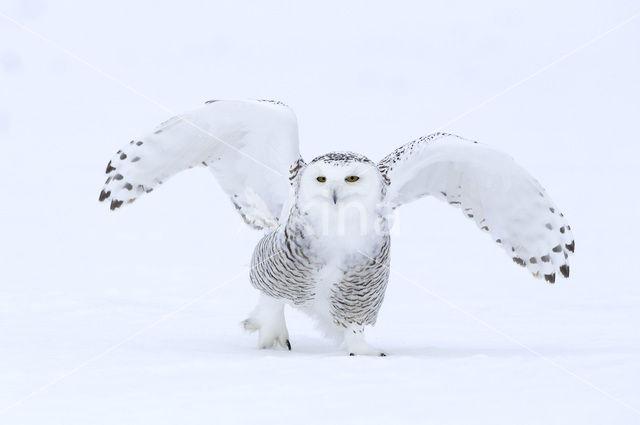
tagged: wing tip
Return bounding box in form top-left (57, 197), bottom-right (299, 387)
top-left (110, 199), bottom-right (123, 210)
top-left (98, 187), bottom-right (123, 211)
top-left (98, 189), bottom-right (111, 202)
top-left (509, 248), bottom-right (573, 283)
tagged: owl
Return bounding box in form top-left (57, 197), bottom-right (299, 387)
top-left (99, 100), bottom-right (574, 356)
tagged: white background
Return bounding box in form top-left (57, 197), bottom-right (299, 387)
top-left (1, 1), bottom-right (639, 424)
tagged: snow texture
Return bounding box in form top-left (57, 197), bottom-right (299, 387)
top-left (1, 1), bottom-right (639, 424)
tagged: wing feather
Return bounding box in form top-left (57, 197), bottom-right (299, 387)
top-left (379, 133), bottom-right (574, 282)
top-left (99, 100), bottom-right (302, 229)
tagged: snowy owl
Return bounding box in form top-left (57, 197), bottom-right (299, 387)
top-left (99, 100), bottom-right (574, 356)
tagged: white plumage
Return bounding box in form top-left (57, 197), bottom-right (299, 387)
top-left (99, 99), bottom-right (574, 355)
top-left (378, 133), bottom-right (573, 282)
top-left (100, 100), bottom-right (299, 229)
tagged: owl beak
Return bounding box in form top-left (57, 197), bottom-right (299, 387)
top-left (332, 189), bottom-right (338, 204)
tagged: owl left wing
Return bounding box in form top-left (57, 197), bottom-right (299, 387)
top-left (379, 133), bottom-right (574, 283)
top-left (99, 100), bottom-right (303, 229)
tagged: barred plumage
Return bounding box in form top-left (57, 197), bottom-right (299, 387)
top-left (250, 217), bottom-right (391, 329)
top-left (329, 235), bottom-right (390, 328)
top-left (249, 227), bottom-right (317, 306)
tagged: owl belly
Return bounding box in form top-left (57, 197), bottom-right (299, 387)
top-left (250, 209), bottom-right (391, 331)
top-left (305, 232), bottom-right (391, 330)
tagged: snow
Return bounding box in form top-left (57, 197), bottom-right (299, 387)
top-left (1, 0), bottom-right (639, 423)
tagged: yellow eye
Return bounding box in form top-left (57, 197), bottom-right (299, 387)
top-left (316, 176), bottom-right (326, 183)
top-left (345, 176), bottom-right (359, 182)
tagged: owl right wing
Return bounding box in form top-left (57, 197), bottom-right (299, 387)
top-left (98, 100), bottom-right (304, 229)
top-left (379, 133), bottom-right (574, 283)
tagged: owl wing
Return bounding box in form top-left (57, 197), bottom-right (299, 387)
top-left (379, 133), bottom-right (574, 283)
top-left (99, 100), bottom-right (304, 229)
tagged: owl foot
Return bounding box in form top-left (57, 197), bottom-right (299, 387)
top-left (242, 317), bottom-right (291, 350)
top-left (344, 327), bottom-right (385, 356)
top-left (243, 295), bottom-right (291, 351)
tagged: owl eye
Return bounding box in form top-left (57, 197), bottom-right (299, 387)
top-left (316, 176), bottom-right (326, 183)
top-left (345, 176), bottom-right (359, 182)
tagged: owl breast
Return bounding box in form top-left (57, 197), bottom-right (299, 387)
top-left (249, 204), bottom-right (391, 329)
top-left (322, 233), bottom-right (391, 328)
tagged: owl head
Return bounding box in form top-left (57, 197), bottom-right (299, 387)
top-left (295, 152), bottom-right (386, 210)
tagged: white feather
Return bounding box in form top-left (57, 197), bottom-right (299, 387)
top-left (99, 99), bottom-right (301, 229)
top-left (379, 133), bottom-right (574, 282)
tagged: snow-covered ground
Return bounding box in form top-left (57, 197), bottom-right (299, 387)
top-left (1, 1), bottom-right (639, 423)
